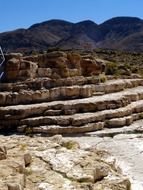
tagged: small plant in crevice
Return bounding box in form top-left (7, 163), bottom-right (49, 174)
top-left (61, 140), bottom-right (80, 150)
top-left (24, 126), bottom-right (34, 137)
top-left (24, 168), bottom-right (33, 176)
top-left (99, 73), bottom-right (107, 83)
top-left (19, 143), bottom-right (28, 151)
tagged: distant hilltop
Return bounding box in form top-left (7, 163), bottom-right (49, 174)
top-left (1, 16), bottom-right (143, 52)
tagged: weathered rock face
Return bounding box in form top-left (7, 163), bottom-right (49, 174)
top-left (3, 51), bottom-right (105, 82)
top-left (4, 58), bottom-right (20, 81)
top-left (81, 57), bottom-right (106, 76)
top-left (4, 54), bottom-right (38, 81)
top-left (0, 135), bottom-right (131, 190)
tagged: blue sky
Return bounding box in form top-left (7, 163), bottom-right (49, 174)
top-left (0, 0), bottom-right (143, 32)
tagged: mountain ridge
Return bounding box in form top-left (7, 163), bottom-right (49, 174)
top-left (1, 16), bottom-right (143, 52)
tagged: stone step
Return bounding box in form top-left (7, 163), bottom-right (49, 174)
top-left (0, 90), bottom-right (131, 121)
top-left (86, 119), bottom-right (143, 137)
top-left (17, 113), bottom-right (143, 135)
top-left (17, 122), bottom-right (104, 134)
top-left (17, 100), bottom-right (143, 127)
top-left (93, 78), bottom-right (143, 93)
top-left (0, 78), bottom-right (143, 106)
top-left (1, 85), bottom-right (143, 121)
top-left (0, 84), bottom-right (98, 106)
top-left (1, 94), bottom-right (143, 132)
top-left (0, 76), bottom-right (99, 91)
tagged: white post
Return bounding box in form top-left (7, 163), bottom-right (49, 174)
top-left (0, 46), bottom-right (5, 80)
top-left (0, 46), bottom-right (5, 67)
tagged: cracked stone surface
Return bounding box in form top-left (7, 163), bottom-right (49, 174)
top-left (0, 135), bottom-right (130, 190)
top-left (68, 119), bottom-right (143, 190)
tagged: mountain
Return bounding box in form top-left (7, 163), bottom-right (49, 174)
top-left (1, 17), bottom-right (143, 52)
top-left (0, 20), bottom-right (73, 52)
top-left (97, 17), bottom-right (143, 49)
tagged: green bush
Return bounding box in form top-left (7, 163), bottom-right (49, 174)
top-left (105, 62), bottom-right (118, 75)
top-left (62, 140), bottom-right (80, 149)
top-left (24, 126), bottom-right (33, 137)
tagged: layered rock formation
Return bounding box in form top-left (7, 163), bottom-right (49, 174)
top-left (0, 50), bottom-right (143, 135)
top-left (4, 51), bottom-right (105, 82)
top-left (1, 50), bottom-right (143, 189)
top-left (0, 135), bottom-right (131, 190)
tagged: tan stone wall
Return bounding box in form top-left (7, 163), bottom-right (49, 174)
top-left (4, 51), bottom-right (105, 82)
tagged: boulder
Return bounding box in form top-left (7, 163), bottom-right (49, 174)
top-left (81, 58), bottom-right (104, 76)
top-left (93, 178), bottom-right (131, 190)
top-left (4, 56), bottom-right (38, 81)
top-left (24, 153), bottom-right (32, 167)
top-left (18, 61), bottom-right (38, 80)
top-left (94, 165), bottom-right (109, 182)
top-left (6, 173), bottom-right (26, 190)
top-left (4, 58), bottom-right (20, 81)
top-left (7, 183), bottom-right (22, 190)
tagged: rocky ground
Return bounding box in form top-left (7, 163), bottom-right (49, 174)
top-left (67, 119), bottom-right (143, 190)
top-left (0, 134), bottom-right (131, 190)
